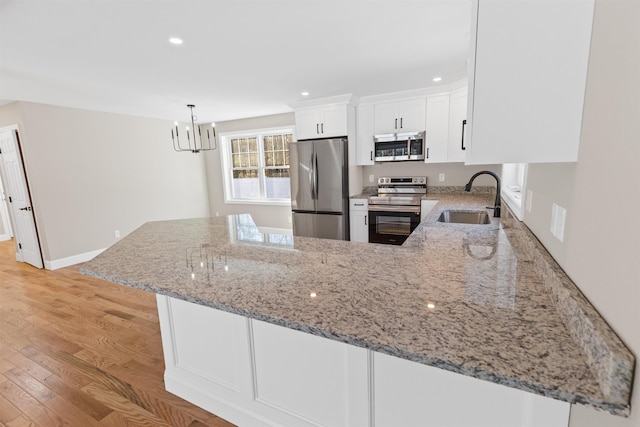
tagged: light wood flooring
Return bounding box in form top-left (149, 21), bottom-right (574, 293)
top-left (0, 239), bottom-right (237, 427)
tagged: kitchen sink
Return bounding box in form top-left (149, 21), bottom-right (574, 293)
top-left (437, 210), bottom-right (491, 224)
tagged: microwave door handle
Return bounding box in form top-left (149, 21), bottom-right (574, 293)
top-left (407, 137), bottom-right (412, 158)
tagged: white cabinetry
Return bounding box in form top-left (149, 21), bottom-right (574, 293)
top-left (447, 88), bottom-right (468, 162)
top-left (374, 352), bottom-right (569, 427)
top-left (466, 0), bottom-right (594, 164)
top-left (374, 98), bottom-right (426, 134)
top-left (157, 295), bottom-right (571, 427)
top-left (355, 104), bottom-right (375, 165)
top-left (424, 95), bottom-right (450, 163)
top-left (349, 198), bottom-right (369, 242)
top-left (420, 199), bottom-right (438, 222)
top-left (251, 320), bottom-right (369, 427)
top-left (295, 104), bottom-right (349, 140)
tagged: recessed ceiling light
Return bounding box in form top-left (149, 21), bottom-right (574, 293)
top-left (432, 76), bottom-right (442, 82)
top-left (301, 91), bottom-right (309, 96)
top-left (169, 37), bottom-right (183, 45)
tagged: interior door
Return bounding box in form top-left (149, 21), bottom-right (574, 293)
top-left (0, 176), bottom-right (13, 240)
top-left (289, 140), bottom-right (315, 212)
top-left (0, 128), bottom-right (43, 268)
top-left (314, 138), bottom-right (345, 214)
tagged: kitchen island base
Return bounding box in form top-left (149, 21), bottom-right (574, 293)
top-left (157, 295), bottom-right (570, 427)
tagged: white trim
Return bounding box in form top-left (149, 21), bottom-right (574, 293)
top-left (44, 247), bottom-right (107, 270)
top-left (288, 93), bottom-right (357, 110)
top-left (502, 189), bottom-right (524, 221)
top-left (0, 172), bottom-right (13, 239)
top-left (224, 199), bottom-right (291, 207)
top-left (219, 127), bottom-right (293, 205)
top-left (356, 78), bottom-right (468, 105)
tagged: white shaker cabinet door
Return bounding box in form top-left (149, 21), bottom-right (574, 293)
top-left (349, 198), bottom-right (369, 242)
top-left (374, 352), bottom-right (570, 427)
top-left (355, 104), bottom-right (375, 165)
top-left (424, 95), bottom-right (450, 163)
top-left (466, 0), bottom-right (594, 164)
top-left (295, 109), bottom-right (322, 140)
top-left (448, 88), bottom-right (468, 163)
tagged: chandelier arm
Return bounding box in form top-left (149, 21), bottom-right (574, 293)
top-left (171, 104), bottom-right (218, 153)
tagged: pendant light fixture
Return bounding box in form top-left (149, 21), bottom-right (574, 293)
top-left (171, 104), bottom-right (217, 153)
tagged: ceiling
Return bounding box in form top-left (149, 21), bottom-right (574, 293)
top-left (0, 0), bottom-right (472, 123)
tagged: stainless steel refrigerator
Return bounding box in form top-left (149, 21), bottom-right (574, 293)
top-left (289, 137), bottom-right (349, 240)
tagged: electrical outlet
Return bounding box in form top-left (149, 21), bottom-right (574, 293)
top-left (438, 173), bottom-right (445, 182)
top-left (550, 203), bottom-right (567, 242)
top-left (288, 216), bottom-right (292, 223)
top-left (215, 212), bottom-right (220, 217)
top-left (114, 230), bottom-right (120, 239)
top-left (369, 174), bottom-right (375, 183)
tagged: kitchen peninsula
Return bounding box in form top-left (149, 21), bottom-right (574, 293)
top-left (80, 194), bottom-right (634, 427)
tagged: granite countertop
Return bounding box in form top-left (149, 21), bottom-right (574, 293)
top-left (80, 193), bottom-right (634, 417)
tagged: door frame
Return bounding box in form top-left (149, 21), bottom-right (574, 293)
top-left (0, 124), bottom-right (44, 267)
top-left (0, 175), bottom-right (13, 241)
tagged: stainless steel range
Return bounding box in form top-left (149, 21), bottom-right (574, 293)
top-left (368, 176), bottom-right (426, 245)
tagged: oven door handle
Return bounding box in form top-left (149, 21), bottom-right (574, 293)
top-left (368, 205), bottom-right (420, 213)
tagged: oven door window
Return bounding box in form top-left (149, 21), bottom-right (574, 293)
top-left (375, 215), bottom-right (413, 236)
top-left (369, 210), bottom-right (420, 245)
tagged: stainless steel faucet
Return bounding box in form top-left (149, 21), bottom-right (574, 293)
top-left (464, 171), bottom-right (501, 218)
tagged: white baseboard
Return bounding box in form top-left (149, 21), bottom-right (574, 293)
top-left (0, 233), bottom-right (11, 241)
top-left (44, 247), bottom-right (107, 270)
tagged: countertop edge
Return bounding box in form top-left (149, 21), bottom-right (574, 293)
top-left (500, 205), bottom-right (634, 415)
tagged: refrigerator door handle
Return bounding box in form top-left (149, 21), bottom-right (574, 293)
top-left (314, 152), bottom-right (319, 199)
top-left (309, 152), bottom-right (315, 200)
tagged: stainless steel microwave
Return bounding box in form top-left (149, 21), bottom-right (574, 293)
top-left (374, 131), bottom-right (425, 162)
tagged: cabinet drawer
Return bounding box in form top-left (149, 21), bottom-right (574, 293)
top-left (349, 199), bottom-right (368, 211)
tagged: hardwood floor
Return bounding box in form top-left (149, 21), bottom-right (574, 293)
top-left (0, 239), bottom-right (236, 427)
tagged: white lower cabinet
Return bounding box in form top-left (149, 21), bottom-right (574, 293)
top-left (157, 295), bottom-right (570, 427)
top-left (420, 199), bottom-right (439, 222)
top-left (252, 320), bottom-right (369, 427)
top-left (374, 352), bottom-right (569, 427)
top-left (350, 198), bottom-right (369, 242)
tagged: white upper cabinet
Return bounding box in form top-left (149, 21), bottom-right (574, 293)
top-left (424, 95), bottom-right (450, 163)
top-left (374, 99), bottom-right (426, 134)
top-left (465, 0), bottom-right (595, 164)
top-left (295, 104), bottom-right (349, 140)
top-left (447, 88), bottom-right (468, 163)
top-left (355, 104), bottom-right (375, 165)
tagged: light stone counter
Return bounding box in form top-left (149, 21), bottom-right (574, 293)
top-left (80, 193), bottom-right (634, 417)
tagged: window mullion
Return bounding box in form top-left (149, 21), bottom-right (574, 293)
top-left (257, 133), bottom-right (267, 199)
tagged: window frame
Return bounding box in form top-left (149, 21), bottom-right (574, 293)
top-left (501, 163), bottom-right (528, 221)
top-left (219, 127), bottom-right (294, 206)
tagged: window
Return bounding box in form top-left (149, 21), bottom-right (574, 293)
top-left (220, 128), bottom-right (293, 205)
top-left (501, 163), bottom-right (528, 220)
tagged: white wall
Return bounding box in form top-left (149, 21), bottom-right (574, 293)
top-left (203, 113), bottom-right (294, 229)
top-left (523, 1), bottom-right (639, 425)
top-left (0, 101), bottom-right (210, 263)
